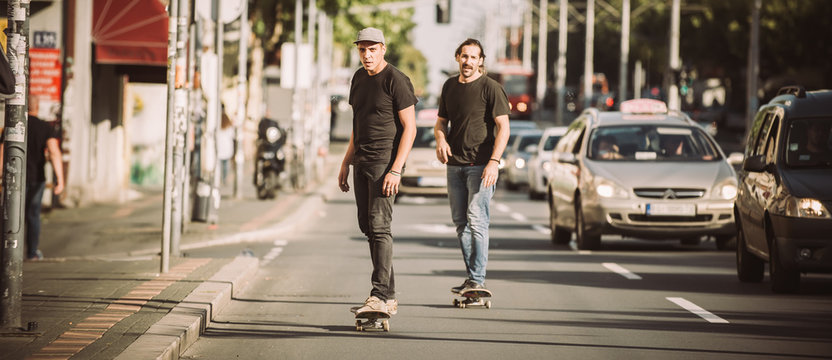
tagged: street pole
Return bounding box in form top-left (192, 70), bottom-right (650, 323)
top-left (523, 3), bottom-right (532, 71)
top-left (619, 0), bottom-right (630, 102)
top-left (554, 0), bottom-right (567, 125)
top-left (1, 0), bottom-right (30, 331)
top-left (746, 0), bottom-right (761, 139)
top-left (161, 0), bottom-right (180, 273)
top-left (171, 0), bottom-right (190, 257)
top-left (234, 0), bottom-right (248, 200)
top-left (583, 0), bottom-right (594, 110)
top-left (291, 0), bottom-right (304, 190)
top-left (667, 0), bottom-right (681, 111)
top-left (536, 0), bottom-right (548, 116)
top-left (212, 0), bottom-right (224, 216)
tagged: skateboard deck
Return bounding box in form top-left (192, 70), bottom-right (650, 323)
top-left (353, 310), bottom-right (390, 332)
top-left (453, 288), bottom-right (493, 309)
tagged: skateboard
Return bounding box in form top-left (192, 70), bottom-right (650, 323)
top-left (352, 309), bottom-right (391, 332)
top-left (452, 288), bottom-right (492, 309)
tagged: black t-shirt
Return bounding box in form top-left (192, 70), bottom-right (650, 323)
top-left (27, 115), bottom-right (59, 183)
top-left (438, 74), bottom-right (510, 166)
top-left (349, 64), bottom-right (418, 165)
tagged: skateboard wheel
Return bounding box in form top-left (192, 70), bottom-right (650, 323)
top-left (382, 320), bottom-right (390, 331)
top-left (485, 301), bottom-right (492, 309)
top-left (460, 302), bottom-right (466, 309)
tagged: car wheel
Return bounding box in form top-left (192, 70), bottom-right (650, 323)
top-left (769, 237), bottom-right (800, 293)
top-left (548, 192), bottom-right (571, 245)
top-left (575, 200), bottom-right (600, 250)
top-left (736, 221), bottom-right (764, 282)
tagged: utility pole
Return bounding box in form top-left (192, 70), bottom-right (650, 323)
top-left (171, 0), bottom-right (190, 257)
top-left (1, 0), bottom-right (30, 331)
top-left (523, 2), bottom-right (532, 71)
top-left (746, 0), bottom-right (761, 138)
top-left (234, 0), bottom-right (248, 199)
top-left (667, 0), bottom-right (681, 111)
top-left (162, 0), bottom-right (181, 272)
top-left (554, 0), bottom-right (567, 125)
top-left (583, 0), bottom-right (595, 110)
top-left (536, 0), bottom-right (548, 116)
top-left (618, 0), bottom-right (630, 102)
top-left (291, 0), bottom-right (304, 190)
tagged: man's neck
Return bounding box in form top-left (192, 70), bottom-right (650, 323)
top-left (367, 60), bottom-right (388, 76)
top-left (458, 70), bottom-right (482, 84)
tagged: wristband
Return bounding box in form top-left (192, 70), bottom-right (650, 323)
top-left (389, 170), bottom-right (402, 177)
top-left (489, 158), bottom-right (500, 163)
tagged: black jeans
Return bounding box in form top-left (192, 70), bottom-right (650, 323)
top-left (353, 163), bottom-right (396, 301)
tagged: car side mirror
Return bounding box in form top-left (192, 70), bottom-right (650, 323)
top-left (742, 154), bottom-right (767, 172)
top-left (555, 152), bottom-right (577, 164)
top-left (525, 144), bottom-right (538, 153)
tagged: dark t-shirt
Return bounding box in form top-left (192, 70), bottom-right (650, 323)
top-left (438, 74), bottom-right (510, 166)
top-left (349, 64), bottom-right (418, 165)
top-left (27, 115), bottom-right (59, 183)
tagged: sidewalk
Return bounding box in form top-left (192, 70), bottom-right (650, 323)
top-left (0, 142), bottom-right (346, 360)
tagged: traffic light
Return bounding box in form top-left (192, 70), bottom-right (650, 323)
top-left (436, 0), bottom-right (451, 24)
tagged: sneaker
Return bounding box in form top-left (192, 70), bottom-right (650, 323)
top-left (460, 281), bottom-right (485, 293)
top-left (26, 250), bottom-right (44, 261)
top-left (354, 296), bottom-right (387, 314)
top-left (451, 279), bottom-right (473, 294)
top-left (385, 299), bottom-right (398, 315)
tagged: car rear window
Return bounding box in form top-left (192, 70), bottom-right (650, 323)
top-left (785, 118), bottom-right (832, 167)
top-left (414, 126), bottom-right (436, 148)
top-left (587, 125), bottom-right (721, 161)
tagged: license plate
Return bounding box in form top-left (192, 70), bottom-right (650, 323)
top-left (417, 177), bottom-right (447, 187)
top-left (645, 203), bottom-right (696, 216)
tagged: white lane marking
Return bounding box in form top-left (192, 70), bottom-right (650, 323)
top-left (261, 239), bottom-right (288, 266)
top-left (532, 224), bottom-right (550, 235)
top-left (578, 250), bottom-right (593, 255)
top-left (510, 212), bottom-right (528, 222)
top-left (409, 224), bottom-right (457, 234)
top-left (666, 297), bottom-right (729, 324)
top-left (495, 203), bottom-right (510, 213)
top-left (602, 262), bottom-right (642, 280)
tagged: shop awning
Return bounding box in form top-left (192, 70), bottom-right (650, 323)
top-left (92, 0), bottom-right (168, 66)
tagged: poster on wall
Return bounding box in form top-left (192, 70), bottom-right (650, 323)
top-left (29, 47), bottom-right (62, 121)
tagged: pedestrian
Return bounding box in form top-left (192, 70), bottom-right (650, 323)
top-left (338, 27), bottom-right (417, 316)
top-left (434, 38), bottom-right (510, 294)
top-left (217, 103), bottom-right (235, 187)
top-left (0, 97), bottom-right (65, 261)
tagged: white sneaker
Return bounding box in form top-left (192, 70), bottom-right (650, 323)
top-left (385, 299), bottom-right (398, 315)
top-left (354, 296), bottom-right (387, 314)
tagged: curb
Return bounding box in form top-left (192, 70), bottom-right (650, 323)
top-left (115, 256), bottom-right (259, 360)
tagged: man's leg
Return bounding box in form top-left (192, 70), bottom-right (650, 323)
top-left (25, 182), bottom-right (46, 259)
top-left (365, 163), bottom-right (396, 301)
top-left (464, 165), bottom-right (493, 286)
top-left (447, 165), bottom-right (474, 279)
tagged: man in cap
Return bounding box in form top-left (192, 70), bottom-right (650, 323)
top-left (339, 27), bottom-right (417, 315)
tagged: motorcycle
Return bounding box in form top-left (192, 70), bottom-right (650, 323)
top-left (254, 118), bottom-right (287, 200)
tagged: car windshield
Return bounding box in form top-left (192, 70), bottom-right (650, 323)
top-left (587, 125), bottom-right (721, 161)
top-left (413, 126), bottom-right (436, 148)
top-left (543, 135), bottom-right (562, 151)
top-left (517, 135), bottom-right (541, 152)
top-left (785, 118), bottom-right (832, 168)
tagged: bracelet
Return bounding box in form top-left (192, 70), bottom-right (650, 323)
top-left (489, 158), bottom-right (500, 163)
top-left (389, 170), bottom-right (402, 177)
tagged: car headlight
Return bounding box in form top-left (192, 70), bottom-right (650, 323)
top-left (514, 158), bottom-right (526, 169)
top-left (785, 196), bottom-right (831, 218)
top-left (711, 178), bottom-right (738, 200)
top-left (266, 127), bottom-right (281, 143)
top-left (595, 177), bottom-right (629, 199)
top-left (541, 160), bottom-right (553, 173)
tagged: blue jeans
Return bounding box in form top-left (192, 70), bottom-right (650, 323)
top-left (446, 164), bottom-right (494, 285)
top-left (25, 182), bottom-right (46, 259)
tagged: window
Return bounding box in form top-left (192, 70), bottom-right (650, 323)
top-left (785, 117), bottom-right (832, 167)
top-left (587, 125), bottom-right (720, 161)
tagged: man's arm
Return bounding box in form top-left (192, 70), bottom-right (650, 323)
top-left (434, 116), bottom-right (452, 164)
top-left (384, 105), bottom-right (416, 197)
top-left (338, 132), bottom-right (356, 192)
top-left (481, 114), bottom-right (510, 187)
top-left (46, 138), bottom-right (64, 195)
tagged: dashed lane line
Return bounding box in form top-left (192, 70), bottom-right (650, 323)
top-left (261, 239), bottom-right (288, 266)
top-left (531, 224), bottom-right (549, 235)
top-left (666, 297), bottom-right (730, 324)
top-left (602, 262), bottom-right (643, 280)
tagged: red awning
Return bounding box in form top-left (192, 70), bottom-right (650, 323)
top-left (92, 0), bottom-right (169, 66)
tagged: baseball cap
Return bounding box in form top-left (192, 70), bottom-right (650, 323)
top-left (354, 27), bottom-right (385, 45)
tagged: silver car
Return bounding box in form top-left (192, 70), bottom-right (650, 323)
top-left (503, 129), bottom-right (542, 190)
top-left (527, 126), bottom-right (567, 199)
top-left (547, 99), bottom-right (737, 250)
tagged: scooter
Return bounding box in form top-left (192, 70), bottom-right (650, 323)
top-left (254, 118), bottom-right (287, 200)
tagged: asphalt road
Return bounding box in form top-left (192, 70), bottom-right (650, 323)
top-left (181, 187), bottom-right (832, 360)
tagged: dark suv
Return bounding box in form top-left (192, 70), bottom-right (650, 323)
top-left (735, 86), bottom-right (832, 293)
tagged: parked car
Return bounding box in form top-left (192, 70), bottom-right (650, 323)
top-left (527, 126), bottom-right (567, 199)
top-left (547, 99), bottom-right (737, 250)
top-left (399, 112), bottom-right (447, 199)
top-left (735, 86), bottom-right (832, 293)
top-left (503, 129), bottom-right (543, 190)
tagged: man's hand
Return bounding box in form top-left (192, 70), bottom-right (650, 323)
top-left (338, 163), bottom-right (351, 192)
top-left (435, 139), bottom-right (453, 164)
top-left (383, 172), bottom-right (401, 197)
top-left (481, 161), bottom-right (500, 188)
